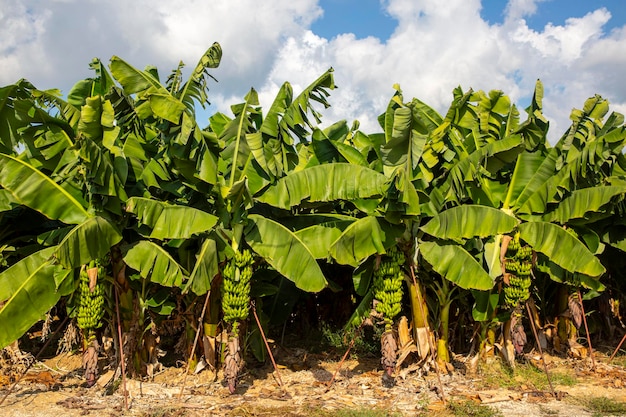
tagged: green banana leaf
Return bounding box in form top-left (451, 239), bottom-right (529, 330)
top-left (55, 216), bottom-right (123, 269)
top-left (110, 57), bottom-right (186, 123)
top-left (502, 150), bottom-right (552, 209)
top-left (518, 221), bottom-right (605, 277)
top-left (294, 218), bottom-right (355, 259)
top-left (542, 186), bottom-right (626, 223)
top-left (178, 42), bottom-right (222, 112)
top-left (257, 163), bottom-right (388, 209)
top-left (0, 247), bottom-right (60, 349)
top-left (420, 241), bottom-right (494, 290)
top-left (125, 197), bottom-right (218, 239)
top-left (329, 216), bottom-right (404, 267)
top-left (0, 189), bottom-right (16, 212)
top-left (421, 205), bottom-right (519, 240)
top-left (245, 215), bottom-right (327, 292)
top-left (471, 289), bottom-right (500, 322)
top-left (0, 153), bottom-right (90, 225)
top-left (123, 241), bottom-right (187, 288)
top-left (183, 238), bottom-right (219, 295)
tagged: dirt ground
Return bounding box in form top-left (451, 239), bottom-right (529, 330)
top-left (2, 346), bottom-right (626, 417)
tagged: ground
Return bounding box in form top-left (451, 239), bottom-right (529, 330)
top-left (2, 339), bottom-right (626, 417)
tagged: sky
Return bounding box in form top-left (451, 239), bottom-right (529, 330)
top-left (1, 0), bottom-right (625, 142)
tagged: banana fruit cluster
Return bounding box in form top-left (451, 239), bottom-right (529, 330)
top-left (77, 261), bottom-right (105, 333)
top-left (503, 233), bottom-right (533, 307)
top-left (373, 246), bottom-right (405, 330)
top-left (221, 249), bottom-right (253, 335)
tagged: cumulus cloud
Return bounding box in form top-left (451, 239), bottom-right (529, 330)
top-left (1, 0), bottom-right (624, 142)
top-left (257, 0), bottom-right (626, 139)
top-left (0, 0), bottom-right (320, 94)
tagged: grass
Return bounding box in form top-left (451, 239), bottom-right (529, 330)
top-left (446, 400), bottom-right (503, 417)
top-left (576, 396), bottom-right (626, 417)
top-left (478, 358), bottom-right (577, 390)
top-left (305, 406), bottom-right (403, 417)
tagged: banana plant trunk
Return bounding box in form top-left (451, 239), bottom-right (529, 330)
top-left (407, 266), bottom-right (431, 360)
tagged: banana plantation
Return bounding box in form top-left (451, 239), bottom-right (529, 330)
top-left (1, 42), bottom-right (626, 399)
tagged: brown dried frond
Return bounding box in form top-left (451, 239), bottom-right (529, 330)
top-left (568, 292), bottom-right (583, 329)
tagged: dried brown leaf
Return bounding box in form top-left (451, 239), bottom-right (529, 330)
top-left (568, 293), bottom-right (583, 329)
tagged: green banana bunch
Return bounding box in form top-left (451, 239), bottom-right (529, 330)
top-left (373, 246), bottom-right (405, 330)
top-left (504, 233), bottom-right (533, 307)
top-left (221, 249), bottom-right (254, 336)
top-left (77, 261), bottom-right (105, 334)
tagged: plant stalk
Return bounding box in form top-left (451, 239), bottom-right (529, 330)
top-left (178, 291), bottom-right (211, 399)
top-left (251, 300), bottom-right (284, 390)
top-left (410, 264), bottom-right (446, 404)
top-left (525, 301), bottom-right (557, 399)
top-left (577, 290), bottom-right (595, 369)
top-left (114, 285), bottom-right (128, 411)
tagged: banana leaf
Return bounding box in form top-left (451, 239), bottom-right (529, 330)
top-left (183, 237), bottom-right (219, 295)
top-left (329, 216), bottom-right (404, 267)
top-left (123, 241), bottom-right (187, 288)
top-left (257, 163), bottom-right (388, 209)
top-left (420, 241), bottom-right (494, 290)
top-left (421, 205), bottom-right (519, 240)
top-left (294, 217), bottom-right (355, 259)
top-left (518, 221), bottom-right (605, 277)
top-left (245, 214), bottom-right (327, 292)
top-left (0, 247), bottom-right (59, 349)
top-left (110, 57), bottom-right (186, 123)
top-left (0, 153), bottom-right (90, 225)
top-left (126, 197), bottom-right (218, 239)
top-left (542, 186), bottom-right (626, 224)
top-left (55, 216), bottom-right (123, 269)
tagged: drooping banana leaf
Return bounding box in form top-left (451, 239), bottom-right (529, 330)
top-left (542, 186), bottom-right (626, 224)
top-left (183, 237), bottom-right (219, 295)
top-left (294, 217), bottom-right (356, 259)
top-left (0, 247), bottom-right (59, 349)
top-left (518, 221), bottom-right (605, 277)
top-left (55, 216), bottom-right (123, 269)
top-left (420, 241), bottom-right (494, 290)
top-left (245, 214), bottom-right (327, 292)
top-left (125, 197), bottom-right (218, 239)
top-left (329, 216), bottom-right (404, 267)
top-left (257, 163), bottom-right (388, 209)
top-left (471, 289), bottom-right (500, 322)
top-left (123, 241), bottom-right (187, 288)
top-left (421, 205), bottom-right (519, 240)
top-left (0, 153), bottom-right (90, 225)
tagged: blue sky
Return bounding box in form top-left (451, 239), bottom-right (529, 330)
top-left (312, 0), bottom-right (626, 39)
top-left (1, 0), bottom-right (625, 141)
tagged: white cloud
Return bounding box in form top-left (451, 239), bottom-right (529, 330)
top-left (258, 0), bottom-right (626, 141)
top-left (1, 0), bottom-right (624, 143)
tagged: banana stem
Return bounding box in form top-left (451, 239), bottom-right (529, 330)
top-left (114, 285), bottom-right (128, 411)
top-left (525, 301), bottom-right (557, 399)
top-left (410, 264), bottom-right (446, 405)
top-left (178, 291), bottom-right (211, 399)
top-left (251, 301), bottom-right (284, 389)
top-left (577, 289), bottom-right (596, 369)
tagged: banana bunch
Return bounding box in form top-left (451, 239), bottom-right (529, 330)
top-left (503, 233), bottom-right (533, 307)
top-left (373, 246), bottom-right (405, 330)
top-left (77, 261), bottom-right (105, 333)
top-left (221, 249), bottom-right (254, 335)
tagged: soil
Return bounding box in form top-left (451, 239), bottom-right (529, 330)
top-left (2, 344), bottom-right (626, 417)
